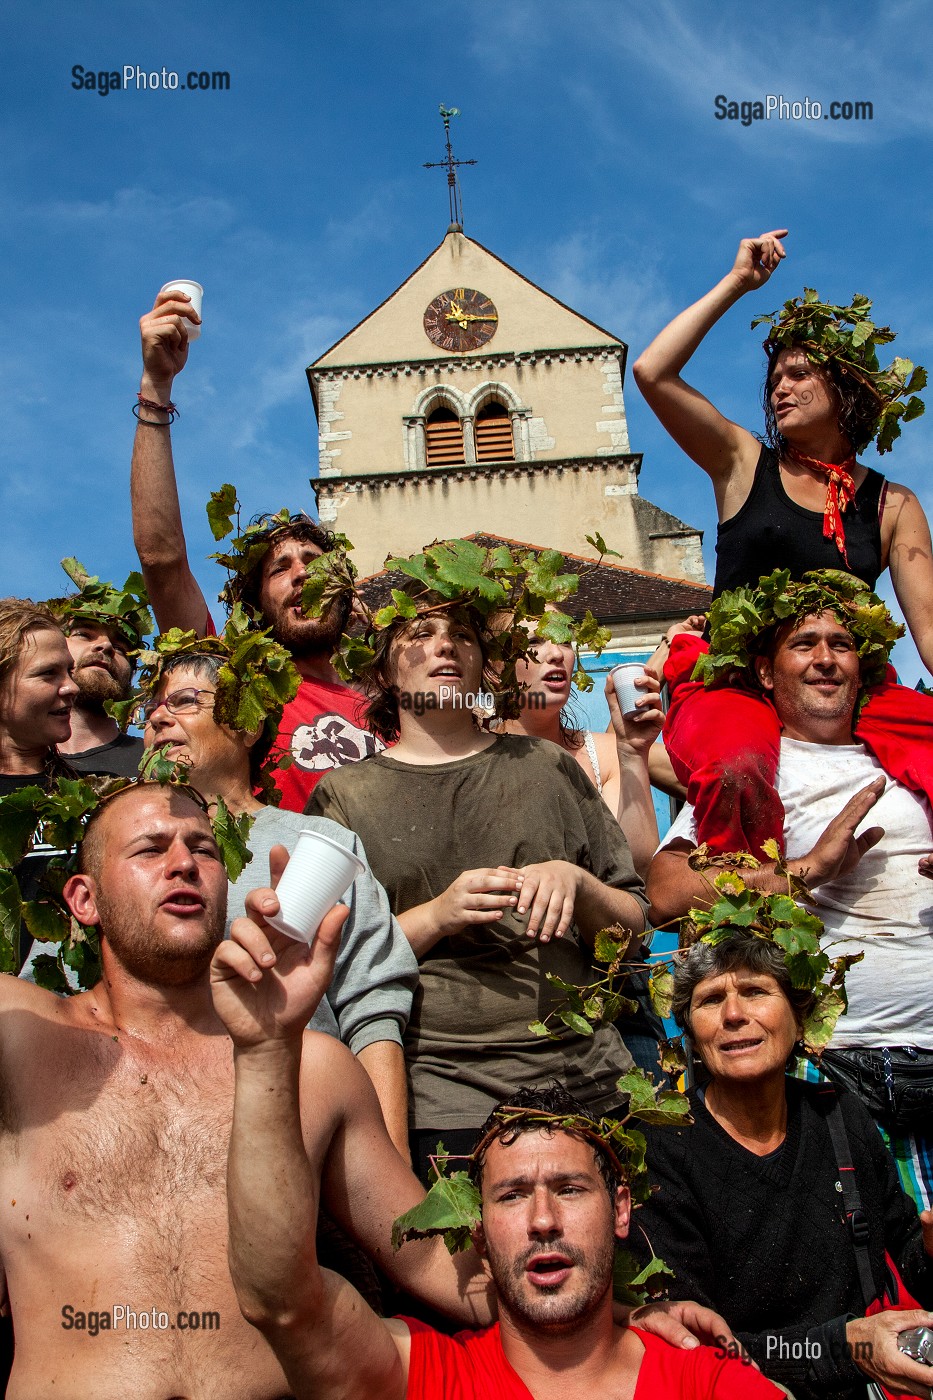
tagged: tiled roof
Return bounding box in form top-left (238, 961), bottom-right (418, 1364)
top-left (359, 533), bottom-right (711, 623)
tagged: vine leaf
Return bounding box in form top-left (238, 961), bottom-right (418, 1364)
top-left (206, 483), bottom-right (239, 541)
top-left (48, 559), bottom-right (153, 654)
top-left (0, 870), bottom-right (21, 973)
top-left (648, 966), bottom-right (674, 1020)
top-left (613, 1246), bottom-right (675, 1306)
top-left (212, 799), bottom-right (254, 884)
top-left (694, 568), bottom-right (903, 690)
top-left (658, 1037), bottom-right (688, 1077)
top-left (752, 289), bottom-right (924, 455)
top-left (303, 535), bottom-right (618, 724)
top-left (391, 1145), bottom-right (481, 1254)
top-left (0, 787), bottom-right (48, 867)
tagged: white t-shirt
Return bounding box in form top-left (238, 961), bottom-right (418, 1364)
top-left (660, 738), bottom-right (933, 1047)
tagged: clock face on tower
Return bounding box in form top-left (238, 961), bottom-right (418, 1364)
top-left (423, 287), bottom-right (499, 353)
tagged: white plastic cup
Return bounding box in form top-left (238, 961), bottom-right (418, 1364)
top-left (265, 830), bottom-right (365, 945)
top-left (610, 662), bottom-right (647, 717)
top-left (159, 279), bottom-right (203, 339)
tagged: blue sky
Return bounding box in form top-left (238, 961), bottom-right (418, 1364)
top-left (2, 0), bottom-right (931, 679)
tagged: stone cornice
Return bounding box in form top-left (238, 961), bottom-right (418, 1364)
top-left (313, 453), bottom-right (643, 495)
top-left (306, 344), bottom-right (624, 406)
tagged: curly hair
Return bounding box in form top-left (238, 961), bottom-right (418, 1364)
top-left (234, 519), bottom-right (343, 616)
top-left (470, 1083), bottom-right (623, 1198)
top-left (762, 342), bottom-right (883, 456)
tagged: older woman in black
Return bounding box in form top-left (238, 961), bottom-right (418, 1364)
top-left (630, 933), bottom-right (933, 1400)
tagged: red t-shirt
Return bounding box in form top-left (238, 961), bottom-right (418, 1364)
top-left (273, 677), bottom-right (382, 811)
top-left (200, 612), bottom-right (380, 811)
top-left (402, 1321), bottom-right (782, 1400)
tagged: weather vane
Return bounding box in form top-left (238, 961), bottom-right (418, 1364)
top-left (423, 104), bottom-right (476, 232)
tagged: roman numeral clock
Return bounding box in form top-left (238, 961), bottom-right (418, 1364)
top-left (423, 287), bottom-right (499, 353)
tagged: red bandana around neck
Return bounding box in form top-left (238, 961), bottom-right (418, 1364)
top-left (786, 445), bottom-right (858, 566)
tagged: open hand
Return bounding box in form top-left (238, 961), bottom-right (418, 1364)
top-left (628, 1298), bottom-right (739, 1353)
top-left (795, 777), bottom-right (885, 886)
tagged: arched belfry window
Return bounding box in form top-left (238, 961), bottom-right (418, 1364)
top-left (424, 407), bottom-right (465, 467)
top-left (474, 401), bottom-right (515, 462)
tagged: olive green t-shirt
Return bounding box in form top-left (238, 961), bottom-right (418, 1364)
top-left (308, 734), bottom-right (648, 1130)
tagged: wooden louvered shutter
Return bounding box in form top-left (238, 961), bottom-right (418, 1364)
top-left (425, 409), bottom-right (465, 466)
top-left (474, 403), bottom-right (514, 461)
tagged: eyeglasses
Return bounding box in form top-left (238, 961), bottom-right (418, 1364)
top-left (134, 687), bottom-right (216, 726)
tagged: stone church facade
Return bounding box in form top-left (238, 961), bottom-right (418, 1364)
top-left (307, 229), bottom-right (706, 602)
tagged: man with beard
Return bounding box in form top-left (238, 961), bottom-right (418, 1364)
top-left (138, 628), bottom-right (416, 1156)
top-left (130, 288), bottom-right (378, 809)
top-left (213, 909), bottom-right (783, 1400)
top-left (50, 567), bottom-right (152, 779)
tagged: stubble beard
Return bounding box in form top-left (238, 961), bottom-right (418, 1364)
top-left (486, 1236), bottom-right (614, 1335)
top-left (784, 675), bottom-right (858, 733)
top-left (96, 890), bottom-right (226, 988)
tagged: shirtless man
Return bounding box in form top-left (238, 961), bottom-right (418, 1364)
top-left (0, 784), bottom-right (722, 1398)
top-left (0, 783), bottom-right (484, 1399)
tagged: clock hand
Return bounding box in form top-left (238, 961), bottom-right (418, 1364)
top-left (444, 312), bottom-right (498, 324)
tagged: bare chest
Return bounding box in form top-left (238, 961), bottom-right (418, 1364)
top-left (0, 1034), bottom-right (235, 1308)
top-left (29, 1043), bottom-right (232, 1213)
top-left (0, 1031), bottom-right (297, 1399)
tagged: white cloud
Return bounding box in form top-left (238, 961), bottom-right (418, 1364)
top-left (519, 227), bottom-right (677, 353)
top-left (555, 0), bottom-right (932, 146)
top-left (230, 308), bottom-right (347, 451)
top-left (33, 186), bottom-right (237, 232)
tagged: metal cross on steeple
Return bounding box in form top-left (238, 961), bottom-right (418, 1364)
top-left (423, 104), bottom-right (476, 232)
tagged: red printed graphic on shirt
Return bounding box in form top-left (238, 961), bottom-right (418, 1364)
top-left (272, 678), bottom-right (381, 811)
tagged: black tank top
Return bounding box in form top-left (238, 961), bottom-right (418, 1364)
top-left (712, 445), bottom-right (885, 598)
